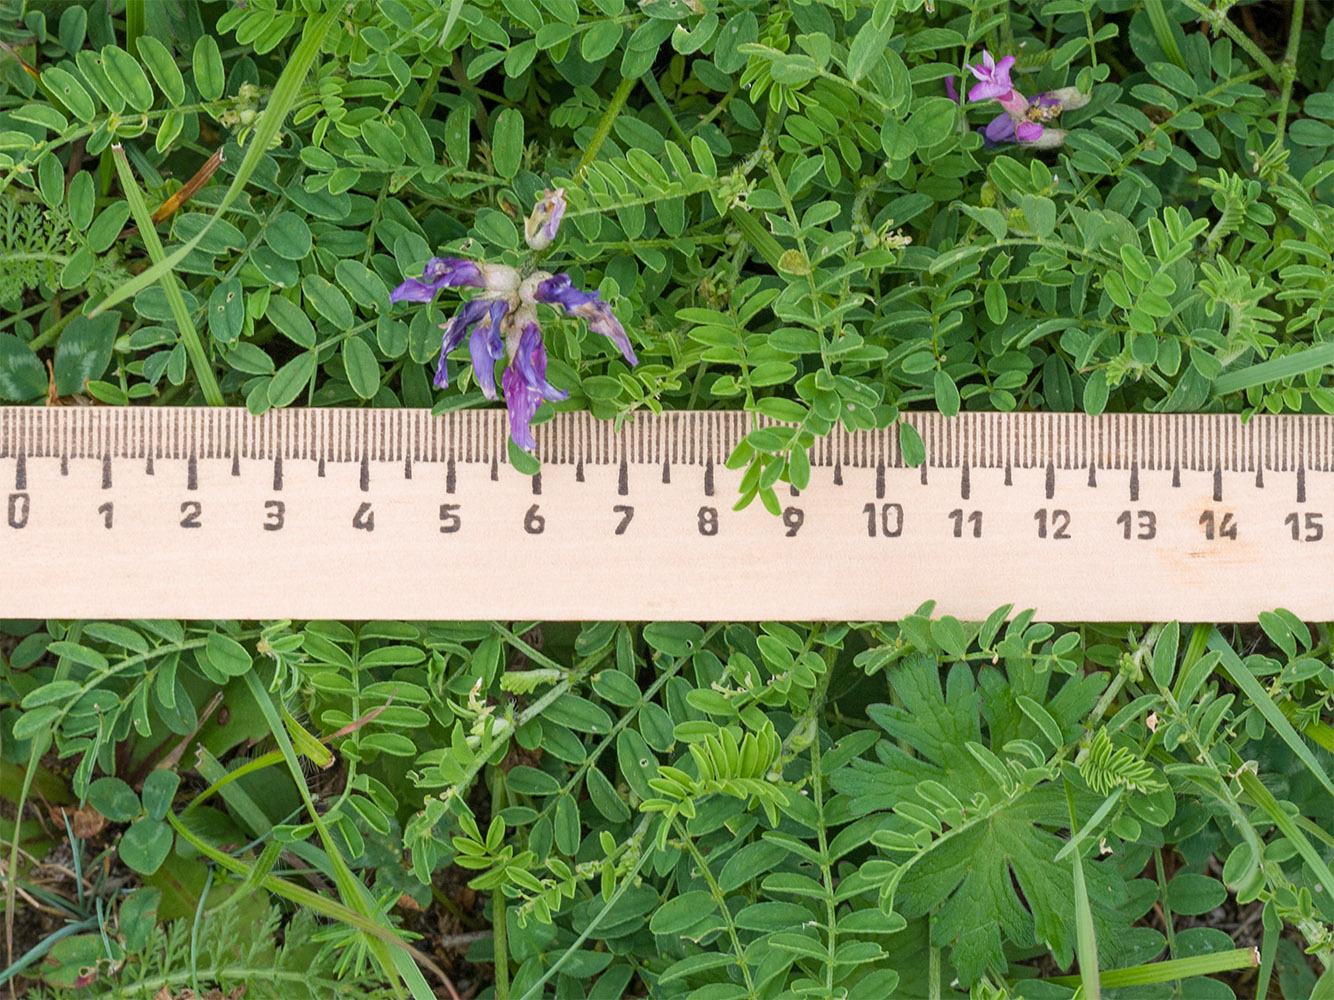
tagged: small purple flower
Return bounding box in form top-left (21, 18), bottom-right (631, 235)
top-left (468, 299), bottom-right (508, 399)
top-left (435, 297), bottom-right (494, 388)
top-left (945, 75), bottom-right (960, 104)
top-left (389, 257), bottom-right (484, 303)
top-left (392, 191), bottom-right (638, 453)
top-left (962, 48), bottom-right (1088, 151)
top-left (966, 50), bottom-right (1016, 102)
top-left (502, 324), bottom-right (568, 449)
top-left (525, 188), bottom-right (567, 251)
top-left (534, 274), bottom-right (638, 365)
top-left (511, 323), bottom-right (568, 404)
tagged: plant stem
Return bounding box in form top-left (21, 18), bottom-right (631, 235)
top-left (492, 887), bottom-right (509, 1000)
top-left (1274, 0), bottom-right (1306, 138)
top-left (491, 768), bottom-right (510, 1000)
top-left (1176, 0), bottom-right (1278, 82)
top-left (574, 76), bottom-right (636, 183)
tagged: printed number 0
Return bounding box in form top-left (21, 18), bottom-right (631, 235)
top-left (7, 492), bottom-right (29, 529)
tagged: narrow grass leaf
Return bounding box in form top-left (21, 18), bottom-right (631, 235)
top-left (1206, 629), bottom-right (1334, 797)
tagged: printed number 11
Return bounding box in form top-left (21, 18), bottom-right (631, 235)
top-left (949, 509), bottom-right (982, 538)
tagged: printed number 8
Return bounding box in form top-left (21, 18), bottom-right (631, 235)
top-left (698, 506), bottom-right (718, 536)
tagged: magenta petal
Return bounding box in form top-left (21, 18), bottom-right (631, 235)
top-left (501, 365), bottom-right (541, 451)
top-left (1016, 120), bottom-right (1044, 142)
top-left (968, 81), bottom-right (1012, 103)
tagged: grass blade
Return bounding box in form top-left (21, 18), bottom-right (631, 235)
top-left (1206, 628), bottom-right (1334, 797)
top-left (90, 10), bottom-right (336, 318)
top-left (240, 670), bottom-right (436, 998)
top-left (1213, 342), bottom-right (1334, 396)
top-left (1234, 765), bottom-right (1334, 902)
top-left (111, 144), bottom-right (224, 405)
top-left (1045, 948), bottom-right (1258, 989)
top-left (1063, 780), bottom-right (1102, 1000)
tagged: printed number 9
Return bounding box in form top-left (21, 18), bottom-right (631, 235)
top-left (782, 507), bottom-right (804, 536)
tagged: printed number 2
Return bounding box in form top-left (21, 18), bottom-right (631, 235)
top-left (179, 501), bottom-right (201, 528)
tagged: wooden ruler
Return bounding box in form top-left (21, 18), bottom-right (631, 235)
top-left (1, 408), bottom-right (1329, 621)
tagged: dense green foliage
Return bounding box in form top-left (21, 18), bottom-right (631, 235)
top-left (2, 0), bottom-right (1334, 997)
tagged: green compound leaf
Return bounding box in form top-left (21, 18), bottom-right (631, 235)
top-left (836, 655), bottom-right (1116, 987)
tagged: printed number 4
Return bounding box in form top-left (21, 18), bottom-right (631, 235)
top-left (1199, 510), bottom-right (1236, 540)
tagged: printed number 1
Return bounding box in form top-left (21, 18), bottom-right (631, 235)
top-left (949, 509), bottom-right (982, 538)
top-left (98, 502), bottom-right (113, 529)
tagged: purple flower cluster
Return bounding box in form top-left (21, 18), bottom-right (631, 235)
top-left (389, 189), bottom-right (637, 451)
top-left (945, 50), bottom-right (1089, 150)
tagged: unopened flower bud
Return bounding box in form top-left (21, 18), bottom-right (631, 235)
top-left (524, 188), bottom-right (566, 250)
top-left (1026, 127), bottom-right (1068, 149)
top-left (1045, 87), bottom-right (1091, 111)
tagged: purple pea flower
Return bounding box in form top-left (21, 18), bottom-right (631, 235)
top-left (533, 274), bottom-right (638, 365)
top-left (389, 187), bottom-right (638, 451)
top-left (388, 257), bottom-right (484, 303)
top-left (959, 50), bottom-right (1089, 150)
top-left (966, 50), bottom-right (1016, 102)
top-left (501, 323), bottom-right (569, 450)
top-left (468, 299), bottom-right (508, 399)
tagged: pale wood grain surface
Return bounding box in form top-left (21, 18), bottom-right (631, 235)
top-left (1, 408), bottom-right (1329, 620)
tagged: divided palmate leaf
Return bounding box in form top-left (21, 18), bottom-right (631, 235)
top-left (834, 654), bottom-right (1123, 984)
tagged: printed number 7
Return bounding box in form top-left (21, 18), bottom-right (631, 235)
top-left (614, 505), bottom-right (634, 535)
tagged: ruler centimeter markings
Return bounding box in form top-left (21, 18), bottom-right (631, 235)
top-left (0, 407), bottom-right (1330, 621)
